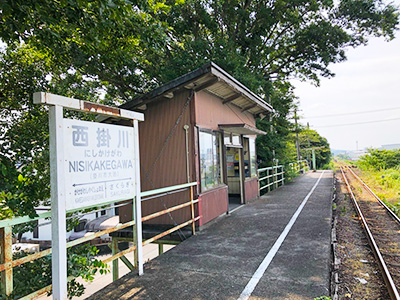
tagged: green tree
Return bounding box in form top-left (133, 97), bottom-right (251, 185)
top-left (10, 244), bottom-right (108, 300)
top-left (0, 45), bottom-right (109, 299)
top-left (298, 128), bottom-right (332, 168)
top-left (151, 0), bottom-right (398, 84)
top-left (256, 81), bottom-right (298, 167)
top-left (146, 0), bottom-right (398, 165)
top-left (359, 148), bottom-right (400, 170)
top-left (0, 0), bottom-right (398, 294)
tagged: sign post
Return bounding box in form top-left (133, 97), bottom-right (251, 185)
top-left (133, 119), bottom-right (143, 275)
top-left (34, 93), bottom-right (144, 299)
top-left (49, 105), bottom-right (68, 300)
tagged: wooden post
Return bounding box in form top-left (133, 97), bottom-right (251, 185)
top-left (0, 226), bottom-right (13, 297)
top-left (190, 186), bottom-right (196, 235)
top-left (111, 238), bottom-right (119, 281)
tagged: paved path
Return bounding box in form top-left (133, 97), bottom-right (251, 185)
top-left (87, 171), bottom-right (333, 300)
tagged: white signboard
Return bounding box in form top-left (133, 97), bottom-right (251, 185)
top-left (63, 119), bottom-right (135, 210)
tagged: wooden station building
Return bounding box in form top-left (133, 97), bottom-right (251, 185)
top-left (119, 62), bottom-right (273, 230)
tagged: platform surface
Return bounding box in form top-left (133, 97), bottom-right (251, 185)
top-left (87, 170), bottom-right (333, 300)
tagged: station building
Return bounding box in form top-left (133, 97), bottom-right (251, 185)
top-left (119, 62), bottom-right (273, 229)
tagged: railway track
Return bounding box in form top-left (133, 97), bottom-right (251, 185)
top-left (340, 166), bottom-right (400, 300)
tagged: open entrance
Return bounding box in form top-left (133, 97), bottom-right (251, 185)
top-left (226, 146), bottom-right (244, 211)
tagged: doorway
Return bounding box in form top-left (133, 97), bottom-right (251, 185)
top-left (225, 146), bottom-right (244, 211)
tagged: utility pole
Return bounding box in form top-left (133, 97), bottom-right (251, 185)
top-left (294, 109), bottom-right (301, 161)
top-left (303, 146), bottom-right (325, 171)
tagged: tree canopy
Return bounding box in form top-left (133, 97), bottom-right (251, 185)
top-left (298, 128), bottom-right (332, 168)
top-left (359, 148), bottom-right (400, 170)
top-left (0, 1), bottom-right (397, 295)
top-left (0, 0), bottom-right (398, 212)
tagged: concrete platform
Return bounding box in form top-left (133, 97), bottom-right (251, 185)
top-left (87, 171), bottom-right (333, 300)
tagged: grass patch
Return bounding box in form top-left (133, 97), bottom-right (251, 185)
top-left (357, 168), bottom-right (400, 205)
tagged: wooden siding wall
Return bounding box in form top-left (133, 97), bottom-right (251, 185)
top-left (120, 89), bottom-right (260, 227)
top-left (245, 178), bottom-right (259, 203)
top-left (120, 90), bottom-right (195, 225)
top-left (194, 90), bottom-right (256, 130)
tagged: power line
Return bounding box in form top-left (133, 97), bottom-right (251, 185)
top-left (314, 117), bottom-right (400, 128)
top-left (305, 107), bottom-right (400, 119)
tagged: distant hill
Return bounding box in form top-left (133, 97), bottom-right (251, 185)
top-left (331, 149), bottom-right (349, 156)
top-left (381, 144), bottom-right (400, 150)
top-left (332, 149), bottom-right (368, 161)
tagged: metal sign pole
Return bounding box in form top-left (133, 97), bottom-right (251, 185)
top-left (133, 119), bottom-right (143, 275)
top-left (49, 105), bottom-right (68, 300)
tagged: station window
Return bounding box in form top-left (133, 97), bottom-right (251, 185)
top-left (249, 138), bottom-right (257, 177)
top-left (224, 132), bottom-right (231, 145)
top-left (224, 132), bottom-right (241, 146)
top-left (243, 138), bottom-right (250, 177)
top-left (232, 134), bottom-right (241, 146)
top-left (199, 130), bottom-right (221, 191)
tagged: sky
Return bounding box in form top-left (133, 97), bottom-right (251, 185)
top-left (292, 15), bottom-right (400, 151)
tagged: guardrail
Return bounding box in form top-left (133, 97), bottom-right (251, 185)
top-left (289, 159), bottom-right (309, 174)
top-left (0, 182), bottom-right (199, 299)
top-left (258, 160), bottom-right (309, 194)
top-left (258, 165), bottom-right (285, 193)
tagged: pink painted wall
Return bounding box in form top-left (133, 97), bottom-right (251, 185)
top-left (198, 186), bottom-right (228, 226)
top-left (245, 177), bottom-right (259, 203)
top-left (194, 91), bottom-right (256, 131)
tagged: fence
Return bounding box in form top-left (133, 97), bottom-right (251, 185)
top-left (289, 160), bottom-right (309, 174)
top-left (258, 165), bottom-right (285, 193)
top-left (258, 160), bottom-right (309, 194)
top-left (0, 182), bottom-right (199, 299)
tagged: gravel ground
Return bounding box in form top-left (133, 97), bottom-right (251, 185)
top-left (333, 171), bottom-right (389, 299)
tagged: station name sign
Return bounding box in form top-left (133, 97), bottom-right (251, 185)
top-left (64, 119), bottom-right (135, 210)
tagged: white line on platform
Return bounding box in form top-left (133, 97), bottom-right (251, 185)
top-left (230, 205), bottom-right (245, 214)
top-left (238, 171), bottom-right (326, 300)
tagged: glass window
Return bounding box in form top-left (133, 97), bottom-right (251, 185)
top-left (224, 132), bottom-right (231, 145)
top-left (226, 147), bottom-right (239, 177)
top-left (243, 138), bottom-right (250, 177)
top-left (199, 131), bottom-right (221, 191)
top-left (249, 138), bottom-right (257, 177)
top-left (232, 134), bottom-right (241, 146)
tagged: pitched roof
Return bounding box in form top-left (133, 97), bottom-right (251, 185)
top-left (122, 62), bottom-right (273, 116)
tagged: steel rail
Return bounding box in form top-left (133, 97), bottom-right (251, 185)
top-left (340, 166), bottom-right (400, 300)
top-left (346, 166), bottom-right (400, 224)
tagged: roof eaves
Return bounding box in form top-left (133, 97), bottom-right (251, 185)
top-left (121, 63), bottom-right (212, 110)
top-left (121, 62), bottom-right (273, 114)
top-left (209, 62), bottom-right (273, 113)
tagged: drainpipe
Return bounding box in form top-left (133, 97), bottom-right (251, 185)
top-left (183, 125), bottom-right (190, 183)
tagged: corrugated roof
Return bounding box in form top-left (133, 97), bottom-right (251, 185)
top-left (121, 62), bottom-right (273, 116)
